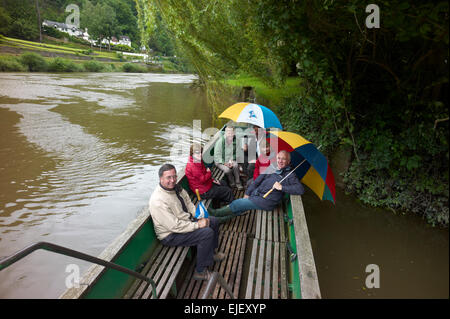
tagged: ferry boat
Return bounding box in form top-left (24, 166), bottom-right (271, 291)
top-left (1, 123), bottom-right (321, 299)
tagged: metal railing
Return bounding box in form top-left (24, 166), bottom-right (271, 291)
top-left (200, 271), bottom-right (235, 299)
top-left (0, 241), bottom-right (157, 298)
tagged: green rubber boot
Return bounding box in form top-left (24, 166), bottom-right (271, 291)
top-left (216, 214), bottom-right (234, 224)
top-left (208, 205), bottom-right (233, 217)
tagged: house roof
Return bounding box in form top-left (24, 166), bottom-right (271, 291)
top-left (43, 20), bottom-right (80, 31)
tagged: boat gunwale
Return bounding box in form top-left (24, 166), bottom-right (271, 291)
top-left (290, 195), bottom-right (321, 299)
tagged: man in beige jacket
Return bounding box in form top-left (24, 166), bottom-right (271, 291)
top-left (149, 164), bottom-right (224, 281)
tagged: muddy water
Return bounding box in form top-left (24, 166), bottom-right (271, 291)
top-left (0, 73), bottom-right (448, 299)
top-left (0, 72), bottom-right (212, 298)
top-left (303, 188), bottom-right (448, 298)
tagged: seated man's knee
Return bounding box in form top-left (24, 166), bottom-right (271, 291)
top-left (221, 166), bottom-right (231, 174)
top-left (197, 226), bottom-right (214, 240)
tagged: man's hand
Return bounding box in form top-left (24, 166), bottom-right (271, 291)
top-left (198, 218), bottom-right (210, 228)
top-left (213, 179), bottom-right (221, 185)
top-left (244, 194), bottom-right (249, 199)
top-left (273, 181), bottom-right (282, 191)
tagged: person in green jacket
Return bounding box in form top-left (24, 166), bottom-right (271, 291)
top-left (214, 126), bottom-right (244, 190)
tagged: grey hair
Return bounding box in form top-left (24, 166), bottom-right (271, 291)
top-left (158, 163), bottom-right (176, 178)
top-left (278, 150), bottom-right (291, 162)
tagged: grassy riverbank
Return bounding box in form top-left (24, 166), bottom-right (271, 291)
top-left (0, 36), bottom-right (183, 73)
top-left (225, 74), bottom-right (303, 105)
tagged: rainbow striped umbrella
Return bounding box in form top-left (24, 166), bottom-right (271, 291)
top-left (268, 131), bottom-right (336, 204)
top-left (219, 102), bottom-right (283, 129)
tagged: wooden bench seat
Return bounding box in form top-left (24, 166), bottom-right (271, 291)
top-left (244, 205), bottom-right (290, 299)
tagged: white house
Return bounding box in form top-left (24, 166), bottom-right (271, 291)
top-left (101, 36), bottom-right (131, 47)
top-left (42, 20), bottom-right (132, 48)
top-left (118, 36), bottom-right (131, 47)
top-left (42, 20), bottom-right (90, 42)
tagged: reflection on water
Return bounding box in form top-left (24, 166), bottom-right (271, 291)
top-left (0, 73), bottom-right (212, 298)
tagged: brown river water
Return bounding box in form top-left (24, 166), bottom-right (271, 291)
top-left (0, 73), bottom-right (448, 299)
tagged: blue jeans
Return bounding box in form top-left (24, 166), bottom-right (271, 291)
top-left (229, 198), bottom-right (262, 215)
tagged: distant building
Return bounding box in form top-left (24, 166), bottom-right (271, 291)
top-left (42, 20), bottom-right (90, 42)
top-left (119, 36), bottom-right (131, 47)
top-left (42, 20), bottom-right (132, 48)
top-left (101, 36), bottom-right (131, 47)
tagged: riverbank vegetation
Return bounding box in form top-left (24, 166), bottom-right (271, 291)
top-left (0, 0), bottom-right (193, 73)
top-left (145, 1), bottom-right (448, 227)
top-left (0, 36), bottom-right (185, 73)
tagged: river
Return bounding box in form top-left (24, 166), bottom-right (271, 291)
top-left (0, 72), bottom-right (448, 299)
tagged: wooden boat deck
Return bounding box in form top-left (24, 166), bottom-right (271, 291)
top-left (177, 188), bottom-right (291, 299)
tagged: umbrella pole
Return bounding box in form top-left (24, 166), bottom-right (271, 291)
top-left (262, 145), bottom-right (322, 199)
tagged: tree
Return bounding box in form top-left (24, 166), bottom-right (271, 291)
top-left (81, 0), bottom-right (119, 50)
top-left (35, 0), bottom-right (42, 42)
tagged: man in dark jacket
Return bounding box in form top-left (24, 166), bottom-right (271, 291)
top-left (208, 150), bottom-right (304, 218)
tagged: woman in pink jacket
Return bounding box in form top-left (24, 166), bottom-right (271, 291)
top-left (185, 143), bottom-right (234, 205)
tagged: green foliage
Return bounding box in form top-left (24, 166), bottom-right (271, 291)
top-left (0, 0), bottom-right (39, 40)
top-left (47, 57), bottom-right (83, 72)
top-left (0, 55), bottom-right (26, 72)
top-left (82, 60), bottom-right (105, 72)
top-left (19, 52), bottom-right (48, 72)
top-left (144, 0), bottom-right (448, 226)
top-left (112, 44), bottom-right (134, 52)
top-left (42, 25), bottom-right (65, 39)
top-left (121, 62), bottom-right (147, 72)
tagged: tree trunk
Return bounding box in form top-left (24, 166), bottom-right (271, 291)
top-left (35, 0), bottom-right (42, 43)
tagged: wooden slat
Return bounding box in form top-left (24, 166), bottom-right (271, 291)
top-left (132, 246), bottom-right (170, 299)
top-left (254, 239), bottom-right (265, 298)
top-left (255, 210), bottom-right (262, 239)
top-left (264, 241), bottom-right (272, 298)
top-left (159, 247), bottom-right (189, 299)
top-left (279, 209), bottom-right (286, 243)
top-left (177, 258), bottom-right (196, 299)
top-left (273, 208), bottom-right (279, 243)
top-left (260, 210), bottom-right (267, 241)
top-left (245, 239), bottom-right (259, 298)
top-left (229, 233), bottom-right (246, 299)
top-left (151, 246), bottom-right (185, 298)
top-left (267, 210), bottom-right (273, 242)
top-left (280, 243), bottom-right (288, 299)
top-left (210, 232), bottom-right (231, 298)
top-left (141, 246), bottom-right (177, 299)
top-left (216, 232), bottom-right (238, 298)
top-left (213, 231), bottom-right (235, 298)
top-left (123, 244), bottom-right (163, 299)
top-left (272, 242), bottom-right (280, 299)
